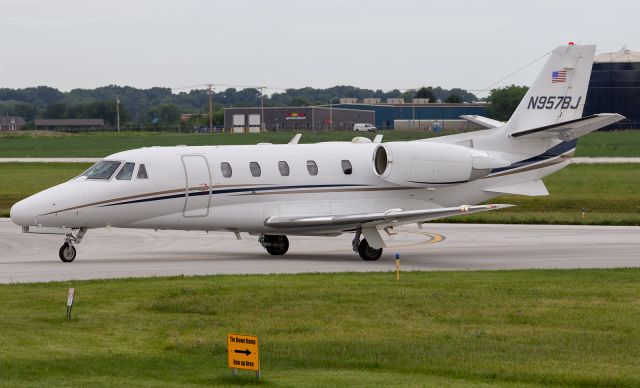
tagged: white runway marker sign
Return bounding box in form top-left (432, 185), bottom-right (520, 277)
top-left (66, 288), bottom-right (75, 319)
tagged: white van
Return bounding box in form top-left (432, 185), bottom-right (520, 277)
top-left (353, 123), bottom-right (376, 132)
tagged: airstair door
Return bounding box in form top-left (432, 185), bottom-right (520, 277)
top-left (181, 155), bottom-right (211, 217)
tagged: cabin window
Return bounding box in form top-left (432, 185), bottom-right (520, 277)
top-left (306, 160), bottom-right (318, 176)
top-left (221, 162), bottom-right (232, 178)
top-left (116, 162), bottom-right (135, 180)
top-left (83, 160), bottom-right (121, 180)
top-left (137, 164), bottom-right (148, 179)
top-left (278, 161), bottom-right (290, 176)
top-left (250, 162), bottom-right (261, 177)
top-left (341, 160), bottom-right (353, 175)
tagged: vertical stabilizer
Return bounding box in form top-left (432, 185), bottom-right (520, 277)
top-left (504, 44), bottom-right (595, 134)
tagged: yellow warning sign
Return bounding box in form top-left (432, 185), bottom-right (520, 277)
top-left (227, 333), bottom-right (259, 371)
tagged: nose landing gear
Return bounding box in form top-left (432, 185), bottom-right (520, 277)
top-left (58, 228), bottom-right (87, 263)
top-left (59, 243), bottom-right (76, 262)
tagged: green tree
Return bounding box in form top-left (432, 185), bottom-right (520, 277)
top-left (157, 104), bottom-right (179, 126)
top-left (415, 87), bottom-right (436, 102)
top-left (2, 102), bottom-right (38, 122)
top-left (44, 103), bottom-right (68, 119)
top-left (486, 85), bottom-right (529, 121)
top-left (445, 94), bottom-right (462, 103)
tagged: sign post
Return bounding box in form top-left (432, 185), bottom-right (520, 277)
top-left (227, 333), bottom-right (260, 379)
top-left (395, 253), bottom-right (400, 282)
top-left (66, 288), bottom-right (75, 319)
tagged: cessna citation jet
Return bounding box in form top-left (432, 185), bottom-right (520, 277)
top-left (11, 44), bottom-right (624, 262)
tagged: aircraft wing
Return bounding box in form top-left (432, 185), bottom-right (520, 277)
top-left (510, 113), bottom-right (625, 140)
top-left (460, 115), bottom-right (505, 129)
top-left (264, 204), bottom-right (513, 230)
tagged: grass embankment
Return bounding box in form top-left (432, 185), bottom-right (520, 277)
top-left (0, 163), bottom-right (91, 217)
top-left (1, 270), bottom-right (639, 386)
top-left (0, 130), bottom-right (428, 157)
top-left (449, 164), bottom-right (640, 225)
top-left (1, 163), bottom-right (638, 225)
top-left (0, 129), bottom-right (639, 157)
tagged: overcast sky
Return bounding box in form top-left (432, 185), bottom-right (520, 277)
top-left (0, 0), bottom-right (637, 96)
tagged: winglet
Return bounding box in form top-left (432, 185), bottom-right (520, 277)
top-left (288, 133), bottom-right (302, 144)
top-left (373, 134), bottom-right (384, 143)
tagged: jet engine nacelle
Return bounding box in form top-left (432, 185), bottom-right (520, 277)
top-left (372, 142), bottom-right (511, 186)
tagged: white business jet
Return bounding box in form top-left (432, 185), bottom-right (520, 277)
top-left (10, 44), bottom-right (624, 262)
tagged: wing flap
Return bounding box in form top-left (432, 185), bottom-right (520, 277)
top-left (264, 204), bottom-right (513, 230)
top-left (510, 113), bottom-right (625, 140)
top-left (484, 180), bottom-right (549, 196)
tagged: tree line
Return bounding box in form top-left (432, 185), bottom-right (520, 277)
top-left (0, 84), bottom-right (527, 129)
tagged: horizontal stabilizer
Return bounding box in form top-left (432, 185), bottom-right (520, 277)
top-left (265, 204), bottom-right (513, 230)
top-left (460, 115), bottom-right (505, 129)
top-left (484, 180), bottom-right (549, 196)
top-left (511, 114), bottom-right (625, 140)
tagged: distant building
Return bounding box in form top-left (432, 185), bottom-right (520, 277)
top-left (34, 119), bottom-right (105, 131)
top-left (224, 102), bottom-right (488, 132)
top-left (0, 116), bottom-right (25, 131)
top-left (584, 47), bottom-right (640, 129)
top-left (330, 102), bottom-right (488, 130)
top-left (224, 106), bottom-right (375, 132)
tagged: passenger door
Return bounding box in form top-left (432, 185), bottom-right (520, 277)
top-left (181, 155), bottom-right (211, 217)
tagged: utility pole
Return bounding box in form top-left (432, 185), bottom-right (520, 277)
top-left (260, 86), bottom-right (265, 132)
top-left (116, 97), bottom-right (120, 133)
top-left (411, 89), bottom-right (415, 130)
top-left (207, 84), bottom-right (213, 131)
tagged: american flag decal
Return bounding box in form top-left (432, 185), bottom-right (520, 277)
top-left (552, 70), bottom-right (567, 83)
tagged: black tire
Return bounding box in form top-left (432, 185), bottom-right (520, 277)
top-left (59, 243), bottom-right (77, 263)
top-left (265, 235), bottom-right (289, 256)
top-left (358, 239), bottom-right (383, 261)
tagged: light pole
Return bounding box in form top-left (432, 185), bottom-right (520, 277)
top-left (329, 97), bottom-right (338, 131)
top-left (260, 86), bottom-right (266, 132)
top-left (207, 84), bottom-right (213, 131)
top-left (116, 97), bottom-right (120, 133)
top-left (411, 89), bottom-right (415, 130)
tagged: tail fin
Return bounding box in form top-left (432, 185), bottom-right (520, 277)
top-left (504, 44), bottom-right (595, 134)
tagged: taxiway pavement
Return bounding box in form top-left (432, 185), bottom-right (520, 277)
top-left (0, 219), bottom-right (638, 283)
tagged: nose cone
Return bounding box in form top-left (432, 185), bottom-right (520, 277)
top-left (10, 197), bottom-right (35, 227)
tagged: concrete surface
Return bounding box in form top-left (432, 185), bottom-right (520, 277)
top-left (1, 218), bottom-right (638, 283)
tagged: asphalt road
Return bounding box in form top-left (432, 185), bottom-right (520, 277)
top-left (1, 218), bottom-right (639, 283)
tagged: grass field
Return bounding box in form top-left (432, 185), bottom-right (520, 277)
top-left (0, 163), bottom-right (91, 218)
top-left (0, 129), bottom-right (639, 157)
top-left (448, 164), bottom-right (640, 225)
top-left (1, 270), bottom-right (639, 386)
top-left (1, 163), bottom-right (638, 225)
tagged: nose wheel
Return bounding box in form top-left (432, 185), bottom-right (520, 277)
top-left (58, 228), bottom-right (87, 263)
top-left (59, 243), bottom-right (77, 262)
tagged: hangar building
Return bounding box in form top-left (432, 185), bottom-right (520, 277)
top-left (328, 101), bottom-right (488, 130)
top-left (224, 106), bottom-right (374, 132)
top-left (584, 48), bottom-right (640, 129)
top-left (224, 101), bottom-right (487, 132)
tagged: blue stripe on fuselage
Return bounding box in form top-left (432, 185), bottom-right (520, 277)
top-left (489, 140), bottom-right (577, 174)
top-left (101, 183), bottom-right (366, 207)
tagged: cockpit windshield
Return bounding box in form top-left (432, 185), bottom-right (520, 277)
top-left (83, 161), bottom-right (122, 180)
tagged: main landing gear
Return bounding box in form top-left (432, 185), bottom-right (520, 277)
top-left (58, 228), bottom-right (87, 263)
top-left (352, 229), bottom-right (383, 261)
top-left (259, 234), bottom-right (289, 256)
